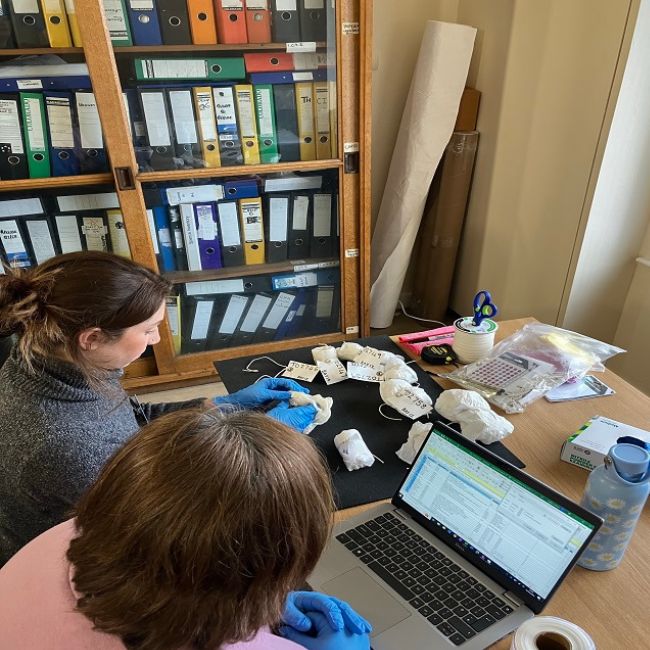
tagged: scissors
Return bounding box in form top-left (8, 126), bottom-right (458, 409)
top-left (472, 290), bottom-right (498, 326)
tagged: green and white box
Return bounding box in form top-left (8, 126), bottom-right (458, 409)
top-left (561, 415), bottom-right (650, 471)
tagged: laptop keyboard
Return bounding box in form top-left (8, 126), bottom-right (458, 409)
top-left (336, 512), bottom-right (515, 646)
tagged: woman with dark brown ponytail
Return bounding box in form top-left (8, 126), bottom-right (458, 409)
top-left (0, 252), bottom-right (314, 566)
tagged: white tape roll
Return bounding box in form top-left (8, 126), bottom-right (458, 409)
top-left (510, 616), bottom-right (595, 650)
top-left (452, 316), bottom-right (498, 364)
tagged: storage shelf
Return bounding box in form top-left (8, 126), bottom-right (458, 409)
top-left (138, 159), bottom-right (342, 183)
top-left (113, 42), bottom-right (327, 54)
top-left (0, 43), bottom-right (327, 57)
top-left (0, 48), bottom-right (83, 56)
top-left (0, 173), bottom-right (113, 192)
top-left (166, 258), bottom-right (339, 284)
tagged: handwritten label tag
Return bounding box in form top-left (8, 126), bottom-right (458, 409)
top-left (317, 359), bottom-right (347, 385)
top-left (347, 362), bottom-right (383, 383)
top-left (353, 347), bottom-right (384, 372)
top-left (342, 21), bottom-right (359, 35)
top-left (286, 41), bottom-right (317, 53)
top-left (17, 79), bottom-right (43, 90)
top-left (391, 391), bottom-right (433, 420)
top-left (282, 361), bottom-right (320, 382)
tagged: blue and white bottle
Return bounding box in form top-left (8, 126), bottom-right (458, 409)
top-left (578, 441), bottom-right (650, 571)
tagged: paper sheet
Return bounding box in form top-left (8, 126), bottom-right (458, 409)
top-left (369, 21), bottom-right (476, 328)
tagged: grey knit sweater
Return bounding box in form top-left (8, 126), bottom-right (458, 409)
top-left (0, 346), bottom-right (204, 566)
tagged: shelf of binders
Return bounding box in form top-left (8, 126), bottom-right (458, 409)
top-left (139, 159), bottom-right (341, 183)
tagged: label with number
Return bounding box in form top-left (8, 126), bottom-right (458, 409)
top-left (282, 361), bottom-right (320, 382)
top-left (286, 41), bottom-right (317, 53)
top-left (347, 362), bottom-right (383, 383)
top-left (391, 390), bottom-right (433, 420)
top-left (317, 359), bottom-right (348, 385)
top-left (353, 347), bottom-right (384, 372)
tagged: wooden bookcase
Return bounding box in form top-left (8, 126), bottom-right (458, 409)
top-left (0, 0), bottom-right (371, 390)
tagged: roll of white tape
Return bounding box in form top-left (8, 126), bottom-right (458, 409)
top-left (452, 317), bottom-right (498, 364)
top-left (510, 616), bottom-right (595, 650)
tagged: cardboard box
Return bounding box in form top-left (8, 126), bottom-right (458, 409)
top-left (454, 87), bottom-right (481, 131)
top-left (560, 415), bottom-right (650, 471)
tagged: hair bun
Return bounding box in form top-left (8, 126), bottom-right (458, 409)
top-left (0, 270), bottom-right (40, 335)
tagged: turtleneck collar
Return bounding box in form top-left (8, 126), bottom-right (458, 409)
top-left (3, 344), bottom-right (123, 403)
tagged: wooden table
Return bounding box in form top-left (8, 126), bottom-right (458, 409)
top-left (336, 318), bottom-right (650, 649)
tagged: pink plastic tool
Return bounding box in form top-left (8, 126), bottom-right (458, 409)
top-left (398, 326), bottom-right (455, 356)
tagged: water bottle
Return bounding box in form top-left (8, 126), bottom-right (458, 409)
top-left (577, 440), bottom-right (650, 570)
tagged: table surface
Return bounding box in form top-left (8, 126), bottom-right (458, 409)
top-left (335, 318), bottom-right (650, 649)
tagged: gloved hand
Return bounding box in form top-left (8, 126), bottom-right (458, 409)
top-left (267, 401), bottom-right (317, 433)
top-left (213, 377), bottom-right (309, 409)
top-left (282, 591), bottom-right (372, 635)
top-left (280, 611), bottom-right (371, 650)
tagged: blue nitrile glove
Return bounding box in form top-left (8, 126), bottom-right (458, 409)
top-left (213, 377), bottom-right (309, 409)
top-left (267, 401), bottom-right (317, 433)
top-left (282, 591), bottom-right (372, 635)
top-left (280, 611), bottom-right (371, 650)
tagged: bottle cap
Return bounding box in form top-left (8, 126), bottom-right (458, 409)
top-left (610, 443), bottom-right (650, 482)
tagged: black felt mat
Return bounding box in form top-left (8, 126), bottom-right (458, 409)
top-left (215, 335), bottom-right (525, 509)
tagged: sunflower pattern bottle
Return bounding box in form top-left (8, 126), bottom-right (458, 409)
top-left (578, 441), bottom-right (650, 571)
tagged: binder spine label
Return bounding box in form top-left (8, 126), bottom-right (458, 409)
top-left (103, 0), bottom-right (130, 39)
top-left (169, 90), bottom-right (198, 143)
top-left (76, 93), bottom-right (103, 149)
top-left (0, 100), bottom-right (24, 154)
top-left (23, 98), bottom-right (46, 150)
top-left (46, 98), bottom-right (74, 148)
top-left (241, 202), bottom-right (263, 242)
top-left (195, 90), bottom-right (217, 141)
top-left (16, 80), bottom-right (43, 90)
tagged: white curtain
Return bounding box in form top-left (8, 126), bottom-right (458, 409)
top-left (370, 21), bottom-right (476, 328)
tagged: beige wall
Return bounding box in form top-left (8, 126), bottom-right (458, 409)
top-left (371, 0), bottom-right (459, 229)
top-left (449, 0), bottom-right (634, 323)
top-left (561, 0), bottom-right (650, 345)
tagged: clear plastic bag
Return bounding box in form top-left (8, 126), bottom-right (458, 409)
top-left (446, 323), bottom-right (625, 413)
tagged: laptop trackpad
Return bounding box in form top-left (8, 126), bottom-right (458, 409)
top-left (322, 567), bottom-right (411, 636)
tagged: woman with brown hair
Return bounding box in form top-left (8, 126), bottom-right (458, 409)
top-left (0, 408), bottom-right (370, 650)
top-left (0, 251), bottom-right (315, 566)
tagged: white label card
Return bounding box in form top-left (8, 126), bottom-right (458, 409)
top-left (262, 292), bottom-right (294, 329)
top-left (304, 0), bottom-right (324, 9)
top-left (275, 0), bottom-right (296, 10)
top-left (0, 99), bottom-right (24, 154)
top-left (75, 92), bottom-right (103, 149)
top-left (169, 90), bottom-right (199, 144)
top-left (166, 185), bottom-right (224, 205)
top-left (217, 203), bottom-right (241, 247)
top-left (347, 362), bottom-right (383, 383)
top-left (16, 79), bottom-right (43, 90)
top-left (57, 192), bottom-right (118, 212)
top-left (391, 392), bottom-right (433, 420)
top-left (0, 198), bottom-right (43, 218)
top-left (293, 72), bottom-right (314, 82)
top-left (317, 359), bottom-right (347, 385)
top-left (140, 93), bottom-right (171, 146)
top-left (241, 202), bottom-right (263, 242)
top-left (219, 295), bottom-right (249, 335)
top-left (286, 42), bottom-right (317, 53)
top-left (282, 361), bottom-right (320, 383)
top-left (342, 22), bottom-right (359, 34)
top-left (191, 301), bottom-right (214, 340)
top-left (13, 0), bottom-right (39, 13)
top-left (185, 278), bottom-right (245, 296)
top-left (353, 347), bottom-right (384, 372)
top-left (269, 197), bottom-right (289, 242)
top-left (291, 195), bottom-right (309, 229)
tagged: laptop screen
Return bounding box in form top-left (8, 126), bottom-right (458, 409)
top-left (397, 426), bottom-right (598, 607)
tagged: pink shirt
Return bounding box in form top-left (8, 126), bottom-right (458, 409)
top-left (0, 519), bottom-right (302, 650)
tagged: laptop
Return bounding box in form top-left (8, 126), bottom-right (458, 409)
top-left (309, 422), bottom-right (602, 649)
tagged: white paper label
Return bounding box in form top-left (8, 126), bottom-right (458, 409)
top-left (196, 206), bottom-right (217, 240)
top-left (140, 93), bottom-right (171, 146)
top-left (254, 87), bottom-right (274, 136)
top-left (244, 0), bottom-right (267, 8)
top-left (342, 22), bottom-right (359, 35)
top-left (24, 98), bottom-right (45, 149)
top-left (195, 90), bottom-right (217, 141)
top-left (217, 203), bottom-right (241, 247)
top-left (130, 0), bottom-right (154, 9)
top-left (169, 90), bottom-right (198, 144)
top-left (185, 278), bottom-right (245, 296)
top-left (219, 295), bottom-right (248, 334)
top-left (272, 271), bottom-right (317, 289)
top-left (221, 0), bottom-right (243, 8)
top-left (0, 198), bottom-right (43, 218)
top-left (282, 361), bottom-right (320, 383)
top-left (166, 184), bottom-right (224, 205)
top-left (304, 0), bottom-right (324, 9)
top-left (291, 195), bottom-right (309, 230)
top-left (391, 392), bottom-right (433, 420)
top-left (275, 0), bottom-right (296, 10)
top-left (344, 141), bottom-right (359, 153)
top-left (76, 92), bottom-right (103, 149)
top-left (293, 71), bottom-right (314, 82)
top-left (286, 42), bottom-right (317, 53)
top-left (55, 215), bottom-right (83, 253)
top-left (12, 0), bottom-right (39, 13)
top-left (82, 216), bottom-right (108, 252)
top-left (191, 301), bottom-right (214, 340)
top-left (347, 362), bottom-right (383, 383)
top-left (354, 347), bottom-right (384, 371)
top-left (240, 294), bottom-right (272, 333)
top-left (57, 192), bottom-right (118, 212)
top-left (241, 201), bottom-right (263, 242)
top-left (16, 79), bottom-right (43, 90)
top-left (262, 292), bottom-right (294, 329)
top-left (313, 194), bottom-right (332, 237)
top-left (269, 196), bottom-right (288, 242)
top-left (235, 87), bottom-right (256, 136)
top-left (317, 359), bottom-right (347, 385)
top-left (150, 59), bottom-right (207, 79)
top-left (0, 99), bottom-right (24, 154)
top-left (265, 175), bottom-right (322, 192)
top-left (345, 248), bottom-right (359, 258)
top-left (345, 326), bottom-right (360, 334)
top-left (315, 286), bottom-right (333, 318)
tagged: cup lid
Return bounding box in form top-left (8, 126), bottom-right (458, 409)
top-left (610, 443), bottom-right (650, 480)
